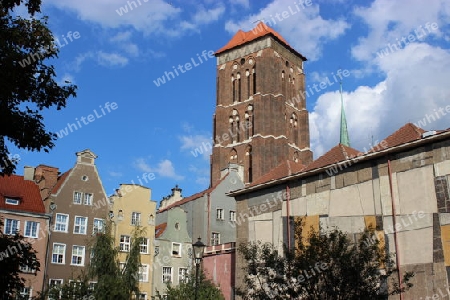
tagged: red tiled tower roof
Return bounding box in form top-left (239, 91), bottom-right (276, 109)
top-left (215, 22), bottom-right (307, 60)
top-left (304, 144), bottom-right (361, 172)
top-left (0, 174), bottom-right (45, 214)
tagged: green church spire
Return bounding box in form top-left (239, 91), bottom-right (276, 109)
top-left (339, 81), bottom-right (350, 147)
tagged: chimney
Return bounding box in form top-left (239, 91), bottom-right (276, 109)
top-left (23, 166), bottom-right (35, 181)
top-left (35, 165), bottom-right (59, 200)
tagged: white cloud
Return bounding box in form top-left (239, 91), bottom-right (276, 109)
top-left (45, 0), bottom-right (224, 37)
top-left (134, 158), bottom-right (184, 180)
top-left (310, 43), bottom-right (450, 157)
top-left (351, 0), bottom-right (450, 62)
top-left (109, 171), bottom-right (123, 177)
top-left (97, 51), bottom-right (129, 67)
top-left (179, 134), bottom-right (212, 160)
top-left (225, 0), bottom-right (349, 60)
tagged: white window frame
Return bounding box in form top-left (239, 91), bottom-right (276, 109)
top-left (71, 245), bottom-right (85, 266)
top-left (162, 266), bottom-right (172, 283)
top-left (138, 293), bottom-right (147, 300)
top-left (19, 264), bottom-right (36, 274)
top-left (172, 242), bottom-right (181, 257)
top-left (73, 216), bottom-right (87, 234)
top-left (83, 193), bottom-right (93, 205)
top-left (131, 212), bottom-right (141, 226)
top-left (179, 267), bottom-right (188, 283)
top-left (88, 281), bottom-right (97, 292)
top-left (54, 213), bottom-right (69, 232)
top-left (19, 286), bottom-right (32, 299)
top-left (51, 243), bottom-right (66, 264)
top-left (5, 197), bottom-right (19, 205)
top-left (216, 208), bottom-right (224, 220)
top-left (93, 218), bottom-right (104, 234)
top-left (49, 279), bottom-right (63, 287)
top-left (120, 235), bottom-right (131, 252)
top-left (4, 218), bottom-right (20, 235)
top-left (139, 238), bottom-right (149, 254)
top-left (138, 264), bottom-right (149, 282)
top-left (230, 210), bottom-right (236, 222)
top-left (211, 232), bottom-right (220, 246)
top-left (73, 191), bottom-right (82, 204)
top-left (24, 220), bottom-right (39, 238)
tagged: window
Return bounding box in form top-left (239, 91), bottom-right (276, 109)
top-left (24, 221), bottom-right (39, 238)
top-left (172, 242), bottom-right (181, 257)
top-left (179, 268), bottom-right (188, 283)
top-left (138, 293), bottom-right (147, 300)
top-left (49, 279), bottom-right (63, 287)
top-left (162, 267), bottom-right (172, 283)
top-left (211, 232), bottom-right (220, 245)
top-left (119, 262), bottom-right (125, 272)
top-left (71, 245), bottom-right (85, 266)
top-left (88, 282), bottom-right (97, 292)
top-left (73, 191), bottom-right (82, 204)
top-left (216, 208), bottom-right (224, 220)
top-left (93, 218), bottom-right (104, 234)
top-left (139, 238), bottom-right (149, 254)
top-left (19, 287), bottom-right (32, 299)
top-left (54, 213), bottom-right (69, 232)
top-left (131, 212), bottom-right (141, 226)
top-left (5, 197), bottom-right (19, 205)
top-left (52, 243), bottom-right (66, 264)
top-left (83, 193), bottom-right (93, 205)
top-left (74, 216), bottom-right (87, 234)
top-left (138, 264), bottom-right (149, 282)
top-left (120, 235), bottom-right (131, 252)
top-left (4, 219), bottom-right (19, 235)
top-left (230, 211), bottom-right (236, 222)
top-left (19, 264), bottom-right (36, 274)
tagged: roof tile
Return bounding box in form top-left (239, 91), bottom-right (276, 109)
top-left (0, 175), bottom-right (45, 214)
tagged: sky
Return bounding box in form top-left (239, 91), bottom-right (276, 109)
top-left (9, 0), bottom-right (450, 203)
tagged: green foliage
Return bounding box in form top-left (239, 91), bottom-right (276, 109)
top-left (0, 0), bottom-right (77, 175)
top-left (163, 268), bottom-right (225, 300)
top-left (237, 219), bottom-right (414, 300)
top-left (0, 219), bottom-right (40, 299)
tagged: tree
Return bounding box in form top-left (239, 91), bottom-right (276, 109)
top-left (0, 0), bottom-right (77, 175)
top-left (0, 219), bottom-right (40, 299)
top-left (163, 269), bottom-right (225, 300)
top-left (237, 219), bottom-right (414, 300)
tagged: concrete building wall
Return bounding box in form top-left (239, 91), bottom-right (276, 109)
top-left (110, 184), bottom-right (157, 299)
top-left (0, 211), bottom-right (50, 298)
top-left (153, 207), bottom-right (192, 298)
top-left (234, 138), bottom-right (450, 299)
top-left (45, 150), bottom-right (109, 288)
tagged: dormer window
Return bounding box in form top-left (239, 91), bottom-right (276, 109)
top-left (5, 198), bottom-right (19, 205)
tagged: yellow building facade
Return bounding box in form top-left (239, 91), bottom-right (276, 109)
top-left (110, 184), bottom-right (157, 300)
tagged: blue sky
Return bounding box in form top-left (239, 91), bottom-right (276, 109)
top-left (11, 0), bottom-right (450, 202)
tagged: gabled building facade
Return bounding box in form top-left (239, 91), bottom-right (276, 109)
top-left (37, 149), bottom-right (109, 290)
top-left (0, 173), bottom-right (51, 299)
top-left (109, 184), bottom-right (157, 300)
top-left (230, 124), bottom-right (450, 299)
top-left (152, 207), bottom-right (192, 298)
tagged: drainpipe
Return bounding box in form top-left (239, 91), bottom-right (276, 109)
top-left (388, 159), bottom-right (403, 300)
top-left (286, 185), bottom-right (291, 250)
top-left (207, 192), bottom-right (211, 245)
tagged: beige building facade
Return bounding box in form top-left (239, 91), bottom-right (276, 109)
top-left (110, 184), bottom-right (157, 300)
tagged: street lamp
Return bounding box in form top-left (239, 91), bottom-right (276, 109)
top-left (192, 237), bottom-right (206, 300)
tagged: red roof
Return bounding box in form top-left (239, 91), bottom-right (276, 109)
top-left (158, 174), bottom-right (229, 213)
top-left (373, 123), bottom-right (426, 150)
top-left (303, 144), bottom-right (361, 172)
top-left (51, 169), bottom-right (72, 194)
top-left (0, 175), bottom-right (45, 214)
top-left (155, 223), bottom-right (167, 238)
top-left (247, 160), bottom-right (306, 188)
top-left (215, 22), bottom-right (307, 60)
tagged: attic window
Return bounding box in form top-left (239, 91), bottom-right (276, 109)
top-left (5, 198), bottom-right (19, 205)
top-left (81, 175), bottom-right (88, 181)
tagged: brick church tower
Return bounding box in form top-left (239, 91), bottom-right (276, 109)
top-left (211, 22), bottom-right (313, 185)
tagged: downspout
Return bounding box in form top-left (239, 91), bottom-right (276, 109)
top-left (207, 192), bottom-right (211, 245)
top-left (286, 185), bottom-right (291, 250)
top-left (42, 214), bottom-right (52, 295)
top-left (388, 159), bottom-right (403, 299)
